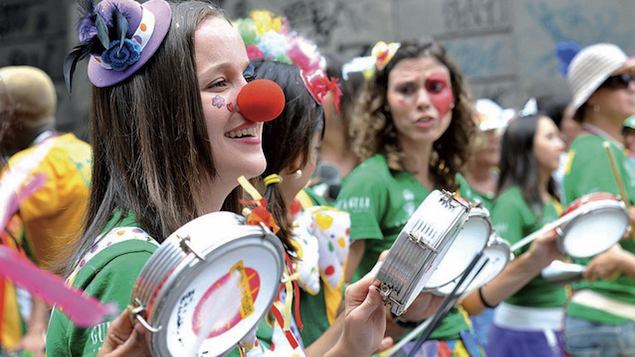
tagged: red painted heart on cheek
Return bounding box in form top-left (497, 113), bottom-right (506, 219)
top-left (425, 73), bottom-right (454, 118)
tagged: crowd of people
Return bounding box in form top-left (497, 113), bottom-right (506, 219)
top-left (2, 0), bottom-right (635, 356)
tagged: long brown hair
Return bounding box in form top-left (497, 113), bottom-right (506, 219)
top-left (497, 113), bottom-right (559, 214)
top-left (62, 1), bottom-right (242, 274)
top-left (351, 40), bottom-right (475, 191)
top-left (254, 60), bottom-right (324, 254)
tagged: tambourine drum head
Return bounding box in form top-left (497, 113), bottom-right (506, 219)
top-left (425, 212), bottom-right (490, 288)
top-left (163, 242), bottom-right (279, 355)
top-left (561, 205), bottom-right (628, 258)
top-left (139, 212), bottom-right (284, 357)
top-left (435, 239), bottom-right (509, 295)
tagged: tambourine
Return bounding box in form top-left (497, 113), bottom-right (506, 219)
top-left (558, 193), bottom-right (629, 258)
top-left (424, 205), bottom-right (492, 289)
top-left (511, 192), bottom-right (629, 258)
top-left (541, 260), bottom-right (585, 284)
top-left (130, 212), bottom-right (285, 356)
top-left (376, 190), bottom-right (471, 316)
top-left (433, 234), bottom-right (512, 295)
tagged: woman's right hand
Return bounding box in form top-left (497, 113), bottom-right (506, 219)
top-left (97, 309), bottom-right (150, 357)
top-left (327, 261), bottom-right (392, 356)
top-left (525, 228), bottom-right (563, 270)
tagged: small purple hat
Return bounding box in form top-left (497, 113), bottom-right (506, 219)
top-left (88, 0), bottom-right (171, 87)
top-left (64, 0), bottom-right (171, 90)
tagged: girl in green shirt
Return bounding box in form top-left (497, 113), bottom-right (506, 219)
top-left (467, 113), bottom-right (567, 357)
top-left (337, 40), bottom-right (482, 356)
top-left (49, 1), bottom-right (388, 356)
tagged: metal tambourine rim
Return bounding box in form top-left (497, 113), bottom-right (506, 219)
top-left (131, 213), bottom-right (285, 356)
top-left (558, 200), bottom-right (629, 258)
top-left (376, 190), bottom-right (472, 316)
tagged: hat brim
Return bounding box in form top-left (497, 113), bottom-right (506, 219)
top-left (87, 0), bottom-right (172, 88)
top-left (620, 57), bottom-right (635, 72)
top-left (571, 59), bottom-right (632, 113)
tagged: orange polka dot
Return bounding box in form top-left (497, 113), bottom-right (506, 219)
top-left (140, 23), bottom-right (147, 32)
top-left (338, 237), bottom-right (346, 248)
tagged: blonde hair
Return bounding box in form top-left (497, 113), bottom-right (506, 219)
top-left (0, 66), bottom-right (56, 126)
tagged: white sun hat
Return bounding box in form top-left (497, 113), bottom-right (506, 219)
top-left (567, 43), bottom-right (635, 112)
top-left (474, 98), bottom-right (514, 131)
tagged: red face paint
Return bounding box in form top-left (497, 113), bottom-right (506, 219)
top-left (226, 102), bottom-right (235, 113)
top-left (425, 73), bottom-right (454, 118)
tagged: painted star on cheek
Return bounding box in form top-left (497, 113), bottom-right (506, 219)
top-left (425, 73), bottom-right (454, 118)
top-left (212, 95), bottom-right (226, 109)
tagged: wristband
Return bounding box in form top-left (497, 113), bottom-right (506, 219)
top-left (478, 286), bottom-right (497, 309)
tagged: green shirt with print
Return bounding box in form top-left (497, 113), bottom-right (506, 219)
top-left (563, 133), bottom-right (635, 324)
top-left (46, 213), bottom-right (157, 357)
top-left (336, 154), bottom-right (475, 340)
top-left (491, 186), bottom-right (567, 308)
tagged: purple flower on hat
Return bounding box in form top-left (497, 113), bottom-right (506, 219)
top-left (101, 38), bottom-right (141, 71)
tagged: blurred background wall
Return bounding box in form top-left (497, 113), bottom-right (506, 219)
top-left (2, 0), bottom-right (634, 139)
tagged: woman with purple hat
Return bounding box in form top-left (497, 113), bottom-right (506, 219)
top-left (47, 0), bottom-right (390, 355)
top-left (563, 43), bottom-right (635, 356)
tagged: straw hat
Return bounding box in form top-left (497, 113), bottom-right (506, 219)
top-left (567, 43), bottom-right (635, 112)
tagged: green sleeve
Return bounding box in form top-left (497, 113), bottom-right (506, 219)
top-left (46, 250), bottom-right (153, 357)
top-left (336, 172), bottom-right (387, 241)
top-left (491, 190), bottom-right (527, 246)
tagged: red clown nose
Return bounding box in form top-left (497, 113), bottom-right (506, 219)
top-left (237, 79), bottom-right (285, 122)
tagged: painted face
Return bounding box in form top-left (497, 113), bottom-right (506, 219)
top-left (588, 70), bottom-right (635, 122)
top-left (387, 56), bottom-right (454, 146)
top-left (533, 116), bottom-right (565, 173)
top-left (194, 17), bottom-right (265, 183)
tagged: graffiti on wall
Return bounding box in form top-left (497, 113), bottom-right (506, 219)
top-left (441, 0), bottom-right (511, 34)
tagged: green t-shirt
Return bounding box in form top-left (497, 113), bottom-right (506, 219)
top-left (563, 133), bottom-right (635, 324)
top-left (46, 214), bottom-right (157, 357)
top-left (491, 186), bottom-right (567, 308)
top-left (336, 154), bottom-right (474, 340)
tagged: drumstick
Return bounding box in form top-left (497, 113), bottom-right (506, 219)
top-left (381, 253), bottom-right (487, 357)
top-left (603, 141), bottom-right (631, 208)
top-left (510, 213), bottom-right (574, 252)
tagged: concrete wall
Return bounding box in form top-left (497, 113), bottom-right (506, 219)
top-left (1, 0), bottom-right (633, 138)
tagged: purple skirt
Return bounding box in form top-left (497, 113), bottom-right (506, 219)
top-left (486, 325), bottom-right (565, 357)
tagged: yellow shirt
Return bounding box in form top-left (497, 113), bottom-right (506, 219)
top-left (7, 133), bottom-right (92, 269)
top-left (0, 215), bottom-right (25, 349)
